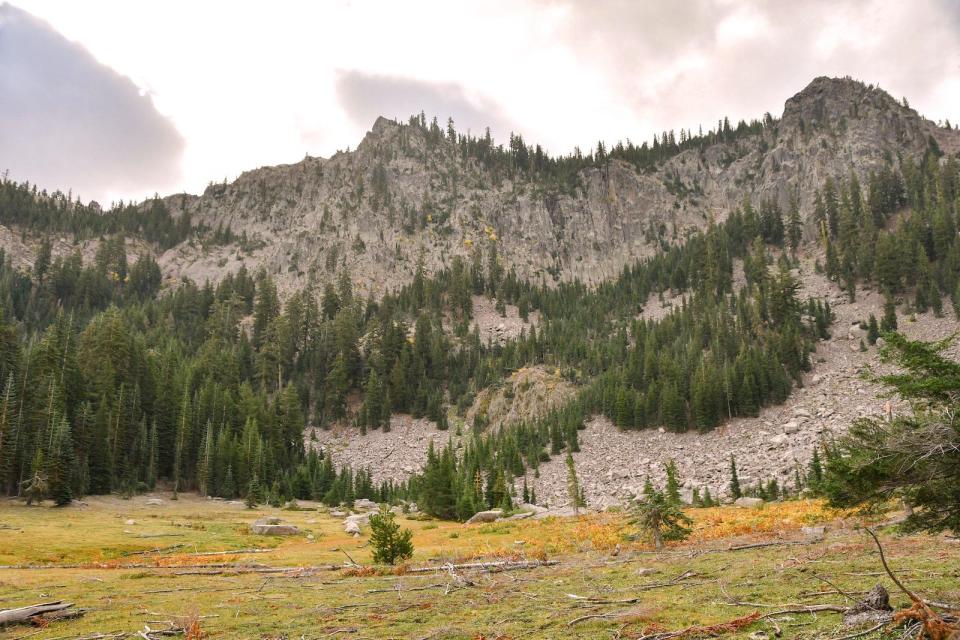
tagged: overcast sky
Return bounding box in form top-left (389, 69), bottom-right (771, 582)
top-left (2, 0), bottom-right (959, 205)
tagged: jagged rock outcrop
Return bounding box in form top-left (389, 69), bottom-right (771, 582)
top-left (152, 77), bottom-right (960, 298)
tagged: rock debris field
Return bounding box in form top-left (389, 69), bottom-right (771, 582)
top-left (312, 261), bottom-right (959, 510)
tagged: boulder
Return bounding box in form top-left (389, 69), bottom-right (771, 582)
top-left (734, 497), bottom-right (764, 508)
top-left (353, 498), bottom-right (378, 511)
top-left (344, 520), bottom-right (362, 535)
top-left (782, 421), bottom-right (800, 434)
top-left (330, 510), bottom-right (347, 518)
top-left (145, 498), bottom-right (164, 506)
top-left (251, 518), bottom-right (300, 536)
top-left (465, 509), bottom-right (504, 524)
top-left (344, 512), bottom-right (373, 525)
top-left (517, 503), bottom-right (548, 514)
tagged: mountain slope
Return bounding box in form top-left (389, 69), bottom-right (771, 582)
top-left (155, 76), bottom-right (959, 297)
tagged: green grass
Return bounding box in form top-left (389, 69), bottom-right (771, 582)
top-left (0, 495), bottom-right (957, 639)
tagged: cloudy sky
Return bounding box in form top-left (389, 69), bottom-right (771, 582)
top-left (2, 0), bottom-right (959, 205)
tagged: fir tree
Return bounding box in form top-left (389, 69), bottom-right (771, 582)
top-left (565, 452), bottom-right (584, 515)
top-left (729, 456), bottom-right (742, 500)
top-left (628, 487), bottom-right (692, 550)
top-left (867, 314), bottom-right (879, 345)
top-left (880, 294), bottom-right (898, 332)
top-left (664, 460), bottom-right (682, 506)
top-left (369, 506), bottom-right (414, 565)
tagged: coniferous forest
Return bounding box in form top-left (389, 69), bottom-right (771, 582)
top-left (1, 128), bottom-right (959, 521)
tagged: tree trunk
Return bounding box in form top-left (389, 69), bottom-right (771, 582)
top-left (0, 601), bottom-right (75, 625)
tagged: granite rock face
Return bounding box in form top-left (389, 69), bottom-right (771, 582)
top-left (147, 78), bottom-right (959, 299)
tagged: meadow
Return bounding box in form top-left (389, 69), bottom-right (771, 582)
top-left (0, 495), bottom-right (957, 639)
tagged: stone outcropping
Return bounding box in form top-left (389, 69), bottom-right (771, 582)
top-left (141, 77), bottom-right (959, 299)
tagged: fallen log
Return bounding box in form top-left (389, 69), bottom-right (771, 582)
top-left (0, 600), bottom-right (79, 626)
top-left (406, 559), bottom-right (558, 573)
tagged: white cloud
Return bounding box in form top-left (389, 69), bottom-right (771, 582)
top-left (4, 0), bottom-right (960, 203)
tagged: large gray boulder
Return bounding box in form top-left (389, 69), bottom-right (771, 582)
top-left (733, 497), bottom-right (764, 508)
top-left (251, 518), bottom-right (300, 535)
top-left (465, 509), bottom-right (503, 524)
top-left (353, 498), bottom-right (379, 511)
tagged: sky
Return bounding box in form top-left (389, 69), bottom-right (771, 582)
top-left (1, 0), bottom-right (959, 205)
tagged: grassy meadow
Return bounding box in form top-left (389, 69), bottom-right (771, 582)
top-left (0, 495), bottom-right (957, 639)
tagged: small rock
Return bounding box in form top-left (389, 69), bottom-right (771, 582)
top-left (783, 421), bottom-right (800, 434)
top-left (636, 567), bottom-right (659, 576)
top-left (125, 519), bottom-right (136, 526)
top-left (145, 498), bottom-right (163, 506)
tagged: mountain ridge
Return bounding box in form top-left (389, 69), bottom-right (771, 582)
top-left (146, 76), bottom-right (958, 298)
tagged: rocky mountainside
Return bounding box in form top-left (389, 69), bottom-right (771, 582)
top-left (155, 77), bottom-right (960, 297)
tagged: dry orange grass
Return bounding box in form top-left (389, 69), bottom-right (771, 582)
top-left (688, 499), bottom-right (842, 543)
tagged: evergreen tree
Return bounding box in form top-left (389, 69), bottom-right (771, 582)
top-left (880, 294), bottom-right (898, 332)
top-left (565, 452), bottom-right (584, 515)
top-left (369, 506), bottom-right (414, 565)
top-left (664, 460), bottom-right (682, 506)
top-left (729, 456), bottom-right (742, 499)
top-left (628, 487), bottom-right (692, 550)
top-left (866, 314), bottom-right (879, 345)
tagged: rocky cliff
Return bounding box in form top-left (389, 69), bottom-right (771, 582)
top-left (154, 77), bottom-right (960, 297)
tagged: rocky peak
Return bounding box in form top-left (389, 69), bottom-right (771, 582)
top-left (371, 115), bottom-right (399, 135)
top-left (783, 76), bottom-right (903, 127)
top-left (150, 77), bottom-right (960, 299)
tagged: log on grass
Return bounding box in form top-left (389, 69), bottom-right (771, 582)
top-left (0, 600), bottom-right (78, 625)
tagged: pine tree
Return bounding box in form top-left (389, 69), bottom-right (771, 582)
top-left (664, 460), bottom-right (682, 506)
top-left (0, 374), bottom-right (19, 495)
top-left (222, 464), bottom-right (236, 499)
top-left (369, 506), bottom-right (414, 565)
top-left (880, 294), bottom-right (898, 333)
top-left (565, 452), bottom-right (584, 515)
top-left (246, 474), bottom-right (262, 508)
top-left (729, 456), bottom-right (742, 500)
top-left (48, 416), bottom-right (74, 506)
top-left (867, 314), bottom-right (879, 345)
top-left (702, 487), bottom-right (714, 507)
top-left (807, 447), bottom-right (823, 492)
top-left (628, 487), bottom-right (692, 550)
